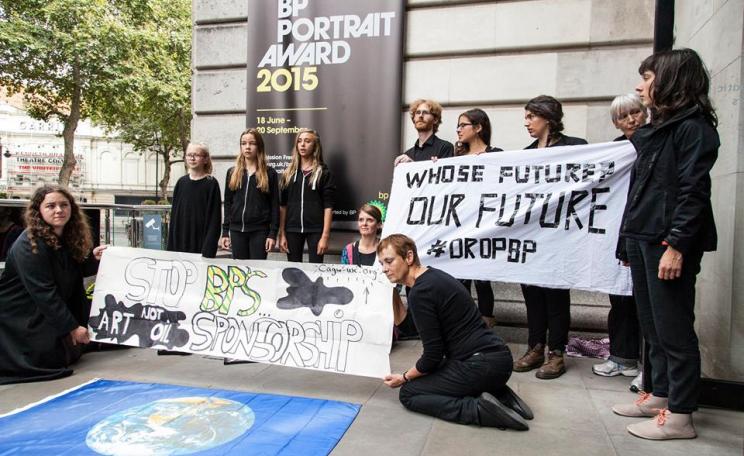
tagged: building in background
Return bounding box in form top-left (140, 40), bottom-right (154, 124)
top-left (0, 92), bottom-right (184, 202)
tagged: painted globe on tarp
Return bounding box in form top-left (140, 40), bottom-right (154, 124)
top-left (86, 396), bottom-right (255, 455)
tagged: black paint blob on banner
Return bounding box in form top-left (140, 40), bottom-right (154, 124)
top-left (246, 0), bottom-right (405, 227)
top-left (89, 294), bottom-right (190, 349)
top-left (277, 268), bottom-right (354, 316)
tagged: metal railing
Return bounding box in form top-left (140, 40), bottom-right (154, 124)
top-left (0, 199), bottom-right (172, 249)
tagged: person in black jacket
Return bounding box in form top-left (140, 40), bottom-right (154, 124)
top-left (592, 94), bottom-right (647, 388)
top-left (379, 234), bottom-right (532, 430)
top-left (219, 129), bottom-right (280, 260)
top-left (513, 95), bottom-right (587, 380)
top-left (166, 143), bottom-right (221, 258)
top-left (0, 185), bottom-right (106, 384)
top-left (278, 128), bottom-right (335, 263)
top-left (454, 108), bottom-right (502, 328)
top-left (612, 49), bottom-right (719, 441)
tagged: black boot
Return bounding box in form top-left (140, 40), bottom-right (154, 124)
top-left (477, 392), bottom-right (529, 430)
top-left (493, 385), bottom-right (534, 420)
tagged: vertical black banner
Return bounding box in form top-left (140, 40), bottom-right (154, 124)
top-left (246, 0), bottom-right (405, 226)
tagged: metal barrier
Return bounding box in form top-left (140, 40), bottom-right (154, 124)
top-left (0, 199), bottom-right (172, 249)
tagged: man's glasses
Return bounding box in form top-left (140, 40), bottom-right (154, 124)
top-left (414, 110), bottom-right (432, 117)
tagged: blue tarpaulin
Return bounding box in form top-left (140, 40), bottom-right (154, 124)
top-left (0, 379), bottom-right (360, 455)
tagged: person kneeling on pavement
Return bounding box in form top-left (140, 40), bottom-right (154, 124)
top-left (379, 234), bottom-right (532, 430)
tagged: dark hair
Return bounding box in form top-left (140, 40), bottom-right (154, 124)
top-left (25, 185), bottom-right (92, 262)
top-left (524, 95), bottom-right (564, 141)
top-left (377, 234), bottom-right (420, 266)
top-left (639, 48), bottom-right (717, 127)
top-left (456, 108), bottom-right (491, 155)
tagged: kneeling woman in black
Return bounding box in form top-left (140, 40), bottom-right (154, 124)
top-left (0, 185), bottom-right (106, 384)
top-left (513, 95), bottom-right (587, 380)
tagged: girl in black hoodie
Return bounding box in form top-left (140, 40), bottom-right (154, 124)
top-left (220, 129), bottom-right (279, 260)
top-left (278, 128), bottom-right (335, 263)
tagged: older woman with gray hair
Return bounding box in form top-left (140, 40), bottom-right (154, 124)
top-left (592, 94), bottom-right (647, 387)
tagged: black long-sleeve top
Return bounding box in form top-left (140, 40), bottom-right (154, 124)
top-left (166, 175), bottom-right (222, 258)
top-left (0, 231), bottom-right (99, 384)
top-left (280, 165), bottom-right (336, 233)
top-left (408, 268), bottom-right (506, 374)
top-left (222, 166), bottom-right (280, 239)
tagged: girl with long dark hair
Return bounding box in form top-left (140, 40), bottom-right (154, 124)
top-left (454, 108), bottom-right (502, 328)
top-left (0, 185), bottom-right (106, 384)
top-left (612, 48), bottom-right (719, 441)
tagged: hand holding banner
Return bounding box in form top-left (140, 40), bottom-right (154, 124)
top-left (89, 247), bottom-right (393, 378)
top-left (382, 142), bottom-right (636, 295)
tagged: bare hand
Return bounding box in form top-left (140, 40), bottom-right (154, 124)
top-left (265, 237), bottom-right (276, 252)
top-left (394, 154), bottom-right (413, 167)
top-left (621, 260), bottom-right (630, 267)
top-left (658, 246), bottom-right (683, 280)
top-left (431, 156), bottom-right (438, 163)
top-left (317, 235), bottom-right (329, 256)
top-left (278, 233), bottom-right (289, 253)
top-left (219, 236), bottom-right (231, 250)
top-left (93, 245), bottom-right (108, 261)
top-left (70, 326), bottom-right (90, 345)
top-left (383, 374), bottom-right (406, 388)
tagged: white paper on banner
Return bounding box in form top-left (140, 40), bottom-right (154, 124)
top-left (89, 247), bottom-right (393, 378)
top-left (382, 141), bottom-right (635, 295)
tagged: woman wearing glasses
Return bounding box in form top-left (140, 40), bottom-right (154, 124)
top-left (513, 95), bottom-right (587, 380)
top-left (454, 108), bottom-right (502, 328)
top-left (166, 143), bottom-right (222, 258)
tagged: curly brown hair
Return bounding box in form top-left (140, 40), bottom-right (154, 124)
top-left (24, 185), bottom-right (92, 262)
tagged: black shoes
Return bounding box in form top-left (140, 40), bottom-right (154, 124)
top-left (477, 392), bottom-right (529, 431)
top-left (493, 385), bottom-right (534, 420)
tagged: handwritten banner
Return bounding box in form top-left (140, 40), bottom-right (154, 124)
top-left (382, 141), bottom-right (636, 295)
top-left (89, 247), bottom-right (393, 378)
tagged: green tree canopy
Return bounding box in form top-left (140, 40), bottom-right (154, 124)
top-left (0, 0), bottom-right (192, 194)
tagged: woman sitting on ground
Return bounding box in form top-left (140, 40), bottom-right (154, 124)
top-left (0, 185), bottom-right (106, 384)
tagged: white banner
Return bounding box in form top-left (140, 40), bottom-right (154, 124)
top-left (89, 247), bottom-right (393, 378)
top-left (382, 141), bottom-right (635, 295)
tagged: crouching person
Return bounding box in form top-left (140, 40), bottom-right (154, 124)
top-left (378, 234), bottom-right (532, 430)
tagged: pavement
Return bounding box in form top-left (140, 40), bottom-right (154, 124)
top-left (1, 340), bottom-right (742, 455)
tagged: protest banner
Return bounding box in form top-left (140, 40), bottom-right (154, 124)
top-left (382, 141), bottom-right (636, 295)
top-left (89, 247), bottom-right (393, 378)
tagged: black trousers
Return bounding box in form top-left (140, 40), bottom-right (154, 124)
top-left (460, 280), bottom-right (495, 317)
top-left (230, 230), bottom-right (269, 260)
top-left (520, 285), bottom-right (570, 351)
top-left (607, 294), bottom-right (640, 363)
top-left (626, 239), bottom-right (702, 413)
top-left (285, 231), bottom-right (323, 263)
top-left (399, 349), bottom-right (513, 425)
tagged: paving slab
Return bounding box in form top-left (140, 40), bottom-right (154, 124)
top-left (0, 343), bottom-right (741, 456)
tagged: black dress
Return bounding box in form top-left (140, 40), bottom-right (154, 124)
top-left (0, 231), bottom-right (98, 384)
top-left (166, 175), bottom-right (222, 258)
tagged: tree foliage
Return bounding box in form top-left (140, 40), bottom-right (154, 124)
top-left (0, 0), bottom-right (192, 194)
top-left (94, 0), bottom-right (192, 201)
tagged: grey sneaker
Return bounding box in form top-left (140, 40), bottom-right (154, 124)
top-left (592, 360), bottom-right (639, 377)
top-left (630, 372), bottom-right (643, 392)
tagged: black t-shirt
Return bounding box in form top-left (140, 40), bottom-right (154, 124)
top-left (404, 134), bottom-right (454, 162)
top-left (408, 268), bottom-right (506, 373)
